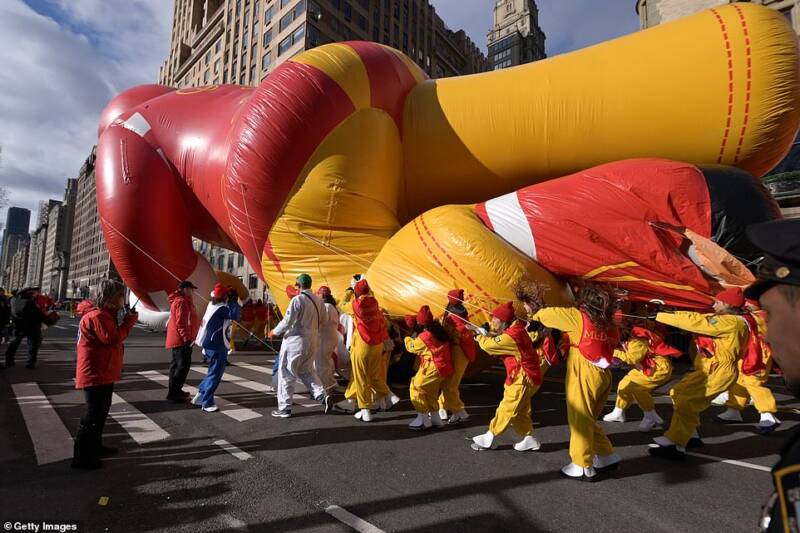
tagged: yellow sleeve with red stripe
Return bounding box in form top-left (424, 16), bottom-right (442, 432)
top-left (404, 336), bottom-right (427, 356)
top-left (530, 307), bottom-right (583, 338)
top-left (613, 337), bottom-right (649, 366)
top-left (477, 333), bottom-right (518, 358)
top-left (655, 311), bottom-right (741, 337)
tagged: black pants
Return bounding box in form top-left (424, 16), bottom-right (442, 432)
top-left (5, 327), bottom-right (42, 366)
top-left (73, 383), bottom-right (114, 463)
top-left (167, 343), bottom-right (193, 398)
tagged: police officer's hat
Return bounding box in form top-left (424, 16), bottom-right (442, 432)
top-left (746, 218), bottom-right (800, 299)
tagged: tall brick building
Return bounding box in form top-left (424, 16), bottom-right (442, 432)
top-left (159, 0), bottom-right (488, 89)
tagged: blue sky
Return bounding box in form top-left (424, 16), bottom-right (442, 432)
top-left (1, 0), bottom-right (641, 224)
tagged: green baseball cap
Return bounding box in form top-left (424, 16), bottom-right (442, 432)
top-left (296, 273), bottom-right (312, 287)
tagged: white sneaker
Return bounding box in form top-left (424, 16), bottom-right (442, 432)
top-left (471, 431), bottom-right (496, 450)
top-left (438, 408), bottom-right (448, 421)
top-left (202, 405), bottom-right (219, 412)
top-left (355, 409), bottom-right (372, 422)
top-left (336, 398), bottom-right (356, 413)
top-left (603, 407), bottom-right (626, 423)
top-left (711, 391), bottom-right (729, 406)
top-left (383, 393), bottom-right (401, 411)
top-left (639, 411), bottom-right (663, 432)
top-left (430, 410), bottom-right (445, 428)
top-left (513, 435), bottom-right (541, 452)
top-left (408, 413), bottom-right (430, 431)
top-left (593, 452), bottom-right (621, 471)
top-left (191, 393), bottom-right (202, 406)
top-left (448, 410), bottom-right (470, 424)
top-left (759, 412), bottom-right (781, 434)
top-left (716, 407), bottom-right (743, 423)
top-left (560, 462), bottom-right (597, 481)
top-left (652, 435), bottom-right (685, 451)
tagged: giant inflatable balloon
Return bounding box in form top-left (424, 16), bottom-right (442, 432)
top-left (95, 4), bottom-right (798, 325)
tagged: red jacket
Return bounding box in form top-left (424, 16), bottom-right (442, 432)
top-left (166, 291), bottom-right (200, 348)
top-left (76, 307), bottom-right (137, 389)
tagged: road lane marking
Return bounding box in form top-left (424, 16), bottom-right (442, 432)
top-left (109, 393), bottom-right (170, 444)
top-left (12, 382), bottom-right (74, 465)
top-left (219, 513), bottom-right (247, 530)
top-left (191, 366), bottom-right (318, 408)
top-left (213, 439), bottom-right (252, 461)
top-left (325, 505), bottom-right (385, 533)
top-left (137, 370), bottom-right (262, 422)
top-left (687, 451), bottom-right (772, 472)
top-left (231, 361), bottom-right (273, 375)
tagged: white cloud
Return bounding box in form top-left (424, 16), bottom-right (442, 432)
top-left (0, 0), bottom-right (171, 227)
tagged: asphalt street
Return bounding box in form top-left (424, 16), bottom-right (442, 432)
top-left (1, 317), bottom-right (797, 533)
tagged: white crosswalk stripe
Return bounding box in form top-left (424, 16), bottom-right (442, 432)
top-left (193, 365), bottom-right (319, 408)
top-left (229, 360), bottom-right (310, 395)
top-left (137, 370), bottom-right (262, 422)
top-left (12, 382), bottom-right (73, 465)
top-left (109, 393), bottom-right (170, 444)
top-left (214, 439), bottom-right (253, 461)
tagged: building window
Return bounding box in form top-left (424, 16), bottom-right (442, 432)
top-left (330, 0), bottom-right (341, 9)
top-left (217, 255), bottom-right (224, 269)
top-left (307, 23), bottom-right (321, 47)
top-left (309, 0), bottom-right (322, 20)
top-left (265, 5), bottom-right (274, 23)
top-left (279, 0), bottom-right (306, 32)
top-left (227, 255), bottom-right (234, 272)
top-left (215, 40), bottom-right (222, 53)
top-left (248, 274), bottom-right (258, 290)
top-left (344, 2), bottom-right (352, 21)
top-left (238, 253), bottom-right (245, 267)
top-left (214, 58), bottom-right (221, 73)
top-left (263, 27), bottom-right (273, 46)
top-left (281, 0), bottom-right (293, 7)
top-left (279, 24), bottom-right (305, 55)
top-left (262, 50), bottom-right (272, 70)
top-left (357, 13), bottom-right (367, 30)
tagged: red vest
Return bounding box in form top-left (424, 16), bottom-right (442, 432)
top-left (444, 314), bottom-right (477, 362)
top-left (241, 304), bottom-right (255, 322)
top-left (419, 331), bottom-right (454, 378)
top-left (503, 321), bottom-right (543, 385)
top-left (741, 313), bottom-right (766, 376)
top-left (629, 326), bottom-right (680, 377)
top-left (571, 311), bottom-right (617, 368)
top-left (353, 296), bottom-right (387, 346)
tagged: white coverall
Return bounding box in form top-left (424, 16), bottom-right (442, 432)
top-left (273, 289), bottom-right (327, 411)
top-left (316, 302), bottom-right (340, 390)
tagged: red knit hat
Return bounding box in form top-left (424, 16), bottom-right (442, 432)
top-left (492, 301), bottom-right (515, 323)
top-left (715, 287), bottom-right (745, 308)
top-left (417, 305), bottom-right (434, 326)
top-left (404, 315), bottom-right (417, 329)
top-left (317, 285), bottom-right (331, 297)
top-left (354, 279), bottom-right (370, 297)
top-left (212, 283), bottom-right (227, 300)
top-left (447, 289), bottom-right (464, 306)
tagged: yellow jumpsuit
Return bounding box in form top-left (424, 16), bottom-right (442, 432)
top-left (725, 312), bottom-right (777, 414)
top-left (531, 308), bottom-right (614, 468)
top-left (477, 331), bottom-right (542, 436)
top-left (406, 337), bottom-right (446, 414)
top-left (342, 299), bottom-right (391, 409)
top-left (613, 338), bottom-right (673, 412)
top-left (438, 323), bottom-right (471, 413)
top-left (655, 311), bottom-right (747, 447)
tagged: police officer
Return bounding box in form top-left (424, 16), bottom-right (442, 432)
top-left (745, 218), bottom-right (800, 533)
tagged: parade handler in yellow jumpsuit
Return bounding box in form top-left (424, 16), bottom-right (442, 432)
top-left (405, 305), bottom-right (453, 430)
top-left (603, 324), bottom-right (680, 432)
top-left (437, 289), bottom-right (477, 425)
top-left (471, 301), bottom-right (546, 452)
top-left (649, 287), bottom-right (749, 459)
top-left (529, 284), bottom-right (621, 481)
top-left (335, 279), bottom-right (397, 422)
top-left (716, 298), bottom-right (781, 434)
